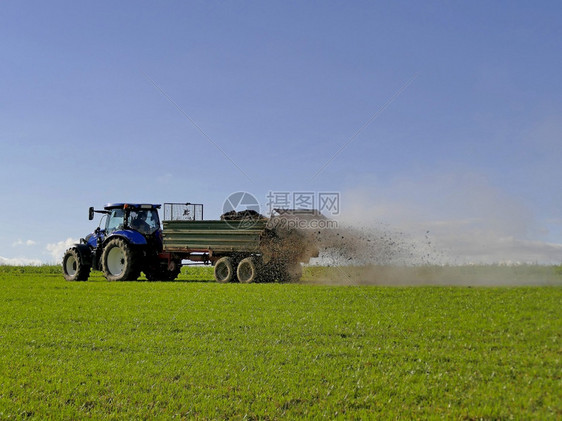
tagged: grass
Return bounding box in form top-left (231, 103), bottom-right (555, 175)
top-left (0, 266), bottom-right (560, 419)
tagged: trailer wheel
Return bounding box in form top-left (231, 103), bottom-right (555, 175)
top-left (237, 257), bottom-right (259, 284)
top-left (62, 248), bottom-right (90, 281)
top-left (214, 257), bottom-right (235, 283)
top-left (101, 238), bottom-right (138, 281)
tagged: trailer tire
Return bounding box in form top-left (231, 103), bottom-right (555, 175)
top-left (101, 238), bottom-right (138, 281)
top-left (214, 257), bottom-right (235, 283)
top-left (62, 247), bottom-right (91, 281)
top-left (237, 257), bottom-right (259, 284)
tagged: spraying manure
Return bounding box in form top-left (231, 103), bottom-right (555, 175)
top-left (294, 220), bottom-right (561, 286)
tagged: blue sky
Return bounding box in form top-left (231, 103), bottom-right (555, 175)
top-left (1, 1), bottom-right (561, 264)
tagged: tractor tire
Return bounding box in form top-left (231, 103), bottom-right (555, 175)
top-left (101, 238), bottom-right (139, 281)
top-left (237, 257), bottom-right (259, 284)
top-left (214, 257), bottom-right (235, 283)
top-left (62, 247), bottom-right (91, 281)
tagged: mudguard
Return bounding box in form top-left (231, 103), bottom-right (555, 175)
top-left (73, 243), bottom-right (93, 265)
top-left (107, 230), bottom-right (148, 246)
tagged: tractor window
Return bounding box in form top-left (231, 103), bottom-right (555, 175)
top-left (129, 209), bottom-right (160, 234)
top-left (106, 209), bottom-right (125, 233)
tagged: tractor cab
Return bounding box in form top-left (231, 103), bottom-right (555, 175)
top-left (84, 203), bottom-right (163, 252)
top-left (89, 203), bottom-right (162, 234)
top-left (103, 204), bottom-right (161, 235)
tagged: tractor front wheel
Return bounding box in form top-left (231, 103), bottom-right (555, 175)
top-left (62, 248), bottom-right (91, 281)
top-left (101, 238), bottom-right (139, 281)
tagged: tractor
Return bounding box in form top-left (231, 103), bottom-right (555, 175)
top-left (62, 203), bottom-right (180, 282)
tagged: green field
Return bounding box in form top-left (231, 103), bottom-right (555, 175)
top-left (0, 266), bottom-right (560, 419)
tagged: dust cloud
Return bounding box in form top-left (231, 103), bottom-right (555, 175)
top-left (295, 223), bottom-right (562, 286)
top-left (263, 171), bottom-right (562, 285)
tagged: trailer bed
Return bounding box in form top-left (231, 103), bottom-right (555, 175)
top-left (162, 219), bottom-right (268, 254)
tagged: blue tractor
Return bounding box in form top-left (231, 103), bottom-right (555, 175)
top-left (62, 203), bottom-right (181, 282)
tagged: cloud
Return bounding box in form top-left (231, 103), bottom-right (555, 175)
top-left (0, 256), bottom-right (42, 266)
top-left (45, 238), bottom-right (78, 263)
top-left (12, 239), bottom-right (38, 247)
top-left (340, 172), bottom-right (562, 264)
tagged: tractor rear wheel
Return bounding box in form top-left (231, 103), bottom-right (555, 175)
top-left (101, 238), bottom-right (139, 281)
top-left (214, 257), bottom-right (235, 283)
top-left (237, 257), bottom-right (259, 284)
top-left (62, 248), bottom-right (90, 281)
